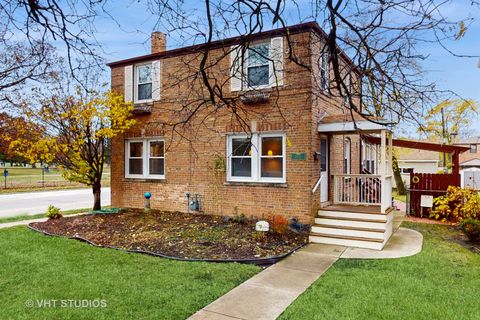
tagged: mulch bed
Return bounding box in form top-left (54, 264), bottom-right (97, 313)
top-left (30, 209), bottom-right (308, 261)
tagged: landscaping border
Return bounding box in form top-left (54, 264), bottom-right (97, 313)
top-left (27, 223), bottom-right (305, 265)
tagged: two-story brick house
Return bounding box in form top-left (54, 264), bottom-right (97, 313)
top-left (108, 22), bottom-right (395, 250)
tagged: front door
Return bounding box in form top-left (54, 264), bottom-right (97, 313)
top-left (320, 137), bottom-right (328, 202)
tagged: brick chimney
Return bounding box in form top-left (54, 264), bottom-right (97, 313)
top-left (151, 31), bottom-right (167, 54)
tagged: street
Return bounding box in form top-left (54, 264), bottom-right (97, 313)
top-left (0, 188), bottom-right (111, 218)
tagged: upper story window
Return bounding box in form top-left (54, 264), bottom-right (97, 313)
top-left (135, 63), bottom-right (153, 102)
top-left (227, 133), bottom-right (286, 183)
top-left (124, 61), bottom-right (160, 105)
top-left (247, 43), bottom-right (270, 87)
top-left (125, 138), bottom-right (165, 179)
top-left (343, 73), bottom-right (351, 104)
top-left (320, 51), bottom-right (329, 92)
top-left (470, 144), bottom-right (477, 153)
top-left (230, 37), bottom-right (284, 92)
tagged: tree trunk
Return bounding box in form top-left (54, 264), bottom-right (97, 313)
top-left (392, 155), bottom-right (406, 195)
top-left (92, 182), bottom-right (101, 210)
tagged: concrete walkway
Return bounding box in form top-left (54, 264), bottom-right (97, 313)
top-left (341, 228), bottom-right (423, 259)
top-left (190, 244), bottom-right (345, 320)
top-left (0, 217), bottom-right (50, 229)
top-left (0, 213), bottom-right (86, 230)
top-left (190, 226), bottom-right (423, 320)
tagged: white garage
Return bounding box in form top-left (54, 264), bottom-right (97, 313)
top-left (460, 158), bottom-right (480, 189)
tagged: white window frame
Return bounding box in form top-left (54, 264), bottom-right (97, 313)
top-left (320, 50), bottom-right (329, 92)
top-left (227, 132), bottom-right (286, 183)
top-left (227, 135), bottom-right (256, 182)
top-left (344, 137), bottom-right (351, 174)
top-left (147, 139), bottom-right (165, 178)
top-left (246, 42), bottom-right (271, 90)
top-left (470, 144), bottom-right (477, 153)
top-left (343, 73), bottom-right (351, 104)
top-left (125, 138), bottom-right (165, 179)
top-left (125, 139), bottom-right (144, 178)
top-left (134, 62), bottom-right (153, 104)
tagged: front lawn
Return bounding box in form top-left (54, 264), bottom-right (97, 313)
top-left (280, 222), bottom-right (480, 319)
top-left (0, 226), bottom-right (259, 320)
top-left (392, 189), bottom-right (407, 203)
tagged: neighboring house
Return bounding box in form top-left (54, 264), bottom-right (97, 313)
top-left (395, 147), bottom-right (440, 188)
top-left (107, 22), bottom-right (395, 250)
top-left (454, 137), bottom-right (480, 189)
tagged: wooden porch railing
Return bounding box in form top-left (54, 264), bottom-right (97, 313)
top-left (333, 174), bottom-right (392, 212)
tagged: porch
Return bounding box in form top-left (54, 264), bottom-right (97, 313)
top-left (310, 115), bottom-right (395, 250)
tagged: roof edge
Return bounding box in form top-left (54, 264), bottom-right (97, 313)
top-left (106, 21), bottom-right (359, 73)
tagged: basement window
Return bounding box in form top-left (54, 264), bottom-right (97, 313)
top-left (125, 138), bottom-right (165, 179)
top-left (227, 133), bottom-right (286, 183)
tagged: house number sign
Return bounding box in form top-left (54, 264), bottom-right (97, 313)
top-left (291, 153), bottom-right (306, 161)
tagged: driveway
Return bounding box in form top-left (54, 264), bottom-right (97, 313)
top-left (0, 188), bottom-right (111, 218)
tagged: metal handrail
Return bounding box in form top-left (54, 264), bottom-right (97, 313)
top-left (312, 175), bottom-right (323, 193)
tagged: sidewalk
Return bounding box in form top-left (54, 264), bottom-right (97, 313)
top-left (190, 227), bottom-right (423, 320)
top-left (0, 214), bottom-right (86, 229)
top-left (190, 244), bottom-right (345, 320)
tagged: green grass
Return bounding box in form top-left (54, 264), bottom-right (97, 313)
top-left (0, 208), bottom-right (96, 224)
top-left (392, 189), bottom-right (406, 203)
top-left (0, 166), bottom-right (110, 193)
top-left (280, 222), bottom-right (480, 320)
top-left (0, 226), bottom-right (259, 320)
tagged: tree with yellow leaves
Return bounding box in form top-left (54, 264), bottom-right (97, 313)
top-left (423, 99), bottom-right (478, 143)
top-left (11, 89), bottom-right (136, 210)
top-left (422, 99), bottom-right (478, 171)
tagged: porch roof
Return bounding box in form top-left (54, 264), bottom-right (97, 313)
top-left (362, 136), bottom-right (470, 154)
top-left (317, 119), bottom-right (390, 134)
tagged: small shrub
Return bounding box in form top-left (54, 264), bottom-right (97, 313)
top-left (252, 231), bottom-right (267, 242)
top-left (269, 214), bottom-right (289, 235)
top-left (46, 205), bottom-right (63, 219)
top-left (430, 186), bottom-right (480, 222)
top-left (232, 213), bottom-right (247, 224)
top-left (459, 218), bottom-right (480, 243)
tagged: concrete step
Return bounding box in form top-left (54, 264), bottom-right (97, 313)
top-left (315, 217), bottom-right (387, 230)
top-left (309, 233), bottom-right (385, 250)
top-left (311, 225), bottom-right (385, 240)
top-left (317, 210), bottom-right (389, 222)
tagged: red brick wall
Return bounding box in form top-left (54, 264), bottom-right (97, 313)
top-left (110, 30), bottom-right (358, 223)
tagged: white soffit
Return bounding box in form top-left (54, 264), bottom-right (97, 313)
top-left (318, 120), bottom-right (390, 133)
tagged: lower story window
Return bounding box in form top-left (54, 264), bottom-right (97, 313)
top-left (126, 138), bottom-right (165, 179)
top-left (227, 133), bottom-right (286, 183)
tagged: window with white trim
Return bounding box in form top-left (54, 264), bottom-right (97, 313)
top-left (320, 51), bottom-right (329, 92)
top-left (247, 43), bottom-right (270, 87)
top-left (343, 73), bottom-right (351, 104)
top-left (344, 138), bottom-right (351, 174)
top-left (227, 133), bottom-right (286, 183)
top-left (400, 167), bottom-right (414, 174)
top-left (135, 63), bottom-right (152, 102)
top-left (125, 138), bottom-right (165, 179)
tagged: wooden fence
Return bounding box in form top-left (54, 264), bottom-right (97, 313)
top-left (407, 173), bottom-right (460, 216)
